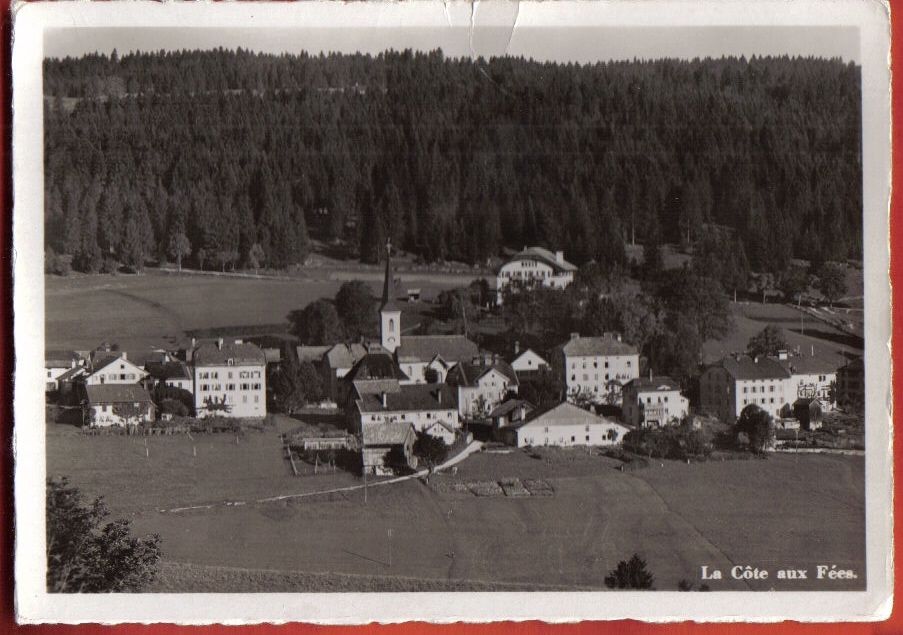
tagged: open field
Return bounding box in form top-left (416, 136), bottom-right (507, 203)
top-left (47, 426), bottom-right (863, 592)
top-left (44, 267), bottom-right (482, 351)
top-left (702, 301), bottom-right (863, 364)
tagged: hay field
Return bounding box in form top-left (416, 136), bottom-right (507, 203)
top-left (44, 424), bottom-right (862, 592)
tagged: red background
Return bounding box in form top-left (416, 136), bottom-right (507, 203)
top-left (1, 1), bottom-right (899, 633)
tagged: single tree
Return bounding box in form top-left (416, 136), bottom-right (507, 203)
top-left (815, 262), bottom-right (847, 308)
top-left (413, 431), bottom-right (449, 471)
top-left (777, 265), bottom-right (809, 306)
top-left (736, 404), bottom-right (773, 454)
top-left (287, 299), bottom-right (346, 345)
top-left (746, 325), bottom-right (788, 358)
top-left (334, 280), bottom-right (378, 340)
top-left (167, 231), bottom-right (191, 272)
top-left (46, 477), bottom-right (162, 592)
top-left (248, 242), bottom-right (265, 274)
top-left (604, 553), bottom-right (655, 590)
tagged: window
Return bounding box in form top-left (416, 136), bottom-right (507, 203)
top-left (664, 396), bottom-right (668, 402)
top-left (227, 359), bottom-right (234, 366)
top-left (586, 435), bottom-right (590, 442)
top-left (214, 384), bottom-right (222, 391)
top-left (544, 427), bottom-right (549, 432)
top-left (626, 361), bottom-right (632, 367)
top-left (239, 371), bottom-right (250, 379)
top-left (226, 384), bottom-right (235, 391)
top-left (243, 396), bottom-right (248, 403)
top-left (228, 371), bottom-right (233, 379)
top-left (571, 436), bottom-right (576, 442)
top-left (240, 383), bottom-right (249, 390)
top-left (583, 374), bottom-right (588, 381)
top-left (604, 361), bottom-right (609, 369)
top-left (252, 383), bottom-right (261, 390)
top-left (254, 396), bottom-right (259, 403)
top-left (743, 387), bottom-right (748, 394)
top-left (586, 425), bottom-right (590, 431)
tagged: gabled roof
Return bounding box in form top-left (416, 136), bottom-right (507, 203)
top-left (362, 421), bottom-right (415, 446)
top-left (324, 343), bottom-right (368, 369)
top-left (625, 376), bottom-right (681, 392)
top-left (425, 420), bottom-right (456, 434)
top-left (85, 384), bottom-right (154, 404)
top-left (352, 379), bottom-right (402, 398)
top-left (488, 399), bottom-right (534, 419)
top-left (45, 350), bottom-right (81, 367)
top-left (193, 341), bottom-right (266, 366)
top-left (838, 357), bottom-right (864, 373)
top-left (357, 383), bottom-right (457, 414)
top-left (346, 353), bottom-right (409, 382)
top-left (90, 355), bottom-right (148, 376)
top-left (718, 355), bottom-right (791, 381)
top-left (520, 401), bottom-right (617, 428)
top-left (297, 345), bottom-right (331, 363)
top-left (559, 333), bottom-right (638, 357)
top-left (395, 335), bottom-right (479, 364)
top-left (511, 348), bottom-right (549, 368)
top-left (774, 354), bottom-right (841, 377)
top-left (56, 366), bottom-right (87, 382)
top-left (446, 361), bottom-right (519, 388)
top-left (144, 361), bottom-right (192, 381)
top-left (506, 247), bottom-right (578, 272)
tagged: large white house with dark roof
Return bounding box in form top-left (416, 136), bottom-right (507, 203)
top-left (552, 332), bottom-right (639, 404)
top-left (84, 353), bottom-right (149, 386)
top-left (495, 246), bottom-right (577, 304)
top-left (699, 354), bottom-right (792, 424)
top-left (83, 384), bottom-right (155, 427)
top-left (192, 339), bottom-right (266, 418)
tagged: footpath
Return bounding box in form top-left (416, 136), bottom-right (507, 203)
top-left (161, 440), bottom-right (484, 514)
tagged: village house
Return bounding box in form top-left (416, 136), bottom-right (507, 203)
top-left (144, 360), bottom-right (194, 393)
top-left (774, 349), bottom-right (838, 409)
top-left (835, 357), bottom-right (864, 410)
top-left (361, 421), bottom-right (418, 476)
top-left (82, 384), bottom-right (155, 427)
top-left (551, 332), bottom-right (639, 404)
top-left (299, 342), bottom-right (369, 402)
top-left (489, 398), bottom-right (534, 430)
top-left (502, 401), bottom-right (629, 448)
top-left (192, 339), bottom-right (266, 419)
top-left (354, 383), bottom-right (459, 436)
top-left (45, 350), bottom-right (85, 392)
top-left (495, 246), bottom-right (577, 304)
top-left (621, 375), bottom-right (689, 428)
top-left (84, 352), bottom-right (149, 386)
top-left (510, 346), bottom-right (550, 379)
top-left (445, 358), bottom-right (519, 419)
top-left (699, 354), bottom-right (792, 424)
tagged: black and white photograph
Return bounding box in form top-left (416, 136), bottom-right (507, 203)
top-left (12, 0), bottom-right (892, 624)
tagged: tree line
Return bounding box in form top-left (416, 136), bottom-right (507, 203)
top-left (44, 48), bottom-right (862, 273)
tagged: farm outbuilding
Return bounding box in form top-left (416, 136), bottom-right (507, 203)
top-left (505, 401), bottom-right (629, 448)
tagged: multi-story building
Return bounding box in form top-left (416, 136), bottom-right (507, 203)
top-left (504, 402), bottom-right (629, 448)
top-left (552, 332), bottom-right (639, 404)
top-left (84, 353), bottom-right (149, 386)
top-left (621, 376), bottom-right (689, 427)
top-left (445, 359), bottom-right (519, 419)
top-left (836, 357), bottom-right (864, 410)
top-left (774, 350), bottom-right (838, 408)
top-left (699, 354), bottom-right (792, 424)
top-left (192, 339), bottom-right (266, 418)
top-left (496, 246), bottom-right (577, 304)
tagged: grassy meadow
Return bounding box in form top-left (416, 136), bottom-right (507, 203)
top-left (47, 422), bottom-right (864, 592)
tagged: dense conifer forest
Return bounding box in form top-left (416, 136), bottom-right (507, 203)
top-left (43, 48), bottom-right (862, 273)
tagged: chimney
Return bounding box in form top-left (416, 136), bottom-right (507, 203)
top-left (381, 392), bottom-right (388, 408)
top-left (514, 341), bottom-right (520, 355)
top-left (555, 251), bottom-right (564, 263)
top-left (811, 345), bottom-right (815, 357)
top-left (649, 369), bottom-right (653, 381)
top-left (217, 338), bottom-right (223, 350)
top-left (121, 351), bottom-right (127, 361)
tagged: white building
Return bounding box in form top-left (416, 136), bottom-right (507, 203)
top-left (496, 246), bottom-right (577, 304)
top-left (83, 384), bottom-right (155, 427)
top-left (45, 350), bottom-right (84, 391)
top-left (446, 360), bottom-right (519, 419)
top-left (774, 350), bottom-right (839, 409)
top-left (192, 339), bottom-right (266, 419)
top-left (699, 355), bottom-right (792, 424)
top-left (552, 333), bottom-right (639, 404)
top-left (621, 376), bottom-right (689, 427)
top-left (510, 348), bottom-right (550, 378)
top-left (507, 401), bottom-right (628, 448)
top-left (84, 353), bottom-right (149, 386)
top-left (354, 383), bottom-right (459, 434)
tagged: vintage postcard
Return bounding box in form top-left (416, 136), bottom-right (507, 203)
top-left (12, 0), bottom-right (892, 624)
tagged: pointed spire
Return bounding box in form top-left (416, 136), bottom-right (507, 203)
top-left (381, 237), bottom-right (396, 309)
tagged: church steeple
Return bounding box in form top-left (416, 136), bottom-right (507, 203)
top-left (380, 238), bottom-right (402, 353)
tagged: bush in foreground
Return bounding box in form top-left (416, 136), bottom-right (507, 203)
top-left (604, 553), bottom-right (655, 590)
top-left (47, 477), bottom-right (162, 592)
